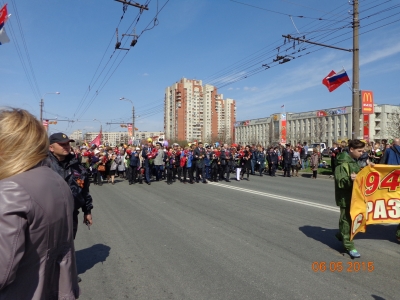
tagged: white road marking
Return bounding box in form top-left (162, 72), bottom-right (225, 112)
top-left (208, 182), bottom-right (339, 212)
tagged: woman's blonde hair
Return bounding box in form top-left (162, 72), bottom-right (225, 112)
top-left (0, 108), bottom-right (49, 180)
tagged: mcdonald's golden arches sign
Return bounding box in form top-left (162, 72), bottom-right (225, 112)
top-left (361, 90), bottom-right (374, 114)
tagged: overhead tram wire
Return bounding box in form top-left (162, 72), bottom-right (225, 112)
top-left (73, 4), bottom-right (148, 118)
top-left (76, 0), bottom-right (155, 120)
top-left (210, 9), bottom-right (400, 90)
top-left (208, 0), bottom-right (397, 89)
top-left (1, 0), bottom-right (41, 101)
top-left (204, 2), bottom-right (352, 84)
top-left (230, 0), bottom-right (350, 22)
top-left (278, 0), bottom-right (349, 17)
top-left (76, 0), bottom-right (171, 121)
top-left (205, 2), bottom-right (353, 87)
top-left (11, 0), bottom-right (42, 98)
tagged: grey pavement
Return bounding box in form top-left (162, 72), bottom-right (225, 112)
top-left (74, 173), bottom-right (399, 300)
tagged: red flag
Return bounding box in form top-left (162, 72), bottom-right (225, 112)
top-left (322, 70), bottom-right (341, 92)
top-left (0, 4), bottom-right (8, 25)
top-left (90, 133), bottom-right (101, 146)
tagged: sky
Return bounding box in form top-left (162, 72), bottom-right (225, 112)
top-left (1, 0), bottom-right (399, 137)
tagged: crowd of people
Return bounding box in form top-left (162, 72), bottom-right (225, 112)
top-left (74, 138), bottom-right (398, 186)
top-left (73, 139), bottom-right (328, 186)
top-left (2, 107), bottom-right (400, 298)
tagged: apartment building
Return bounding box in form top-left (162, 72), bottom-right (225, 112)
top-left (164, 78), bottom-right (236, 143)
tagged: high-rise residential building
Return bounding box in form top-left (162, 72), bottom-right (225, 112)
top-left (164, 78), bottom-right (236, 143)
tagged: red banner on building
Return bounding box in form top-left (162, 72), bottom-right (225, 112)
top-left (42, 119), bottom-right (49, 131)
top-left (280, 114), bottom-right (287, 144)
top-left (363, 114), bottom-right (369, 141)
top-left (361, 90), bottom-right (374, 114)
top-left (128, 123), bottom-right (133, 137)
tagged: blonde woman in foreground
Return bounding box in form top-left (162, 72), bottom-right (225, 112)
top-left (0, 108), bottom-right (80, 299)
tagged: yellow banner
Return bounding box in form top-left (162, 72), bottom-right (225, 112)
top-left (350, 165), bottom-right (400, 240)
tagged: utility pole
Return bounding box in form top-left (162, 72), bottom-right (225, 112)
top-left (352, 0), bottom-right (360, 140)
top-left (40, 92), bottom-right (60, 122)
top-left (281, 0), bottom-right (360, 140)
top-left (40, 99), bottom-right (44, 122)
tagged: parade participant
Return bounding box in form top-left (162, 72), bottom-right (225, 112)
top-left (0, 108), bottom-right (79, 299)
top-left (129, 147), bottom-right (141, 184)
top-left (330, 143), bottom-right (341, 174)
top-left (117, 149), bottom-right (126, 179)
top-left (109, 153), bottom-right (119, 185)
top-left (187, 145), bottom-right (195, 184)
top-left (105, 147), bottom-right (113, 182)
top-left (142, 138), bottom-right (154, 185)
top-left (220, 144), bottom-right (233, 182)
top-left (204, 145), bottom-right (212, 180)
top-left (381, 138), bottom-right (400, 241)
top-left (180, 147), bottom-right (189, 183)
top-left (211, 148), bottom-right (220, 182)
top-left (194, 142), bottom-right (207, 183)
top-left (98, 152), bottom-right (108, 184)
top-left (91, 150), bottom-right (102, 185)
top-left (164, 147), bottom-right (175, 185)
top-left (267, 147), bottom-right (278, 177)
top-left (310, 148), bottom-right (319, 179)
top-left (240, 145), bottom-right (252, 180)
top-left (301, 142), bottom-right (308, 170)
top-left (172, 143), bottom-right (181, 182)
top-left (234, 148), bottom-right (243, 181)
top-left (291, 146), bottom-right (301, 177)
top-left (334, 139), bottom-right (366, 258)
top-left (250, 144), bottom-right (257, 175)
top-left (153, 142), bottom-right (165, 181)
top-left (256, 145), bottom-right (266, 176)
top-left (369, 141), bottom-right (382, 164)
top-left (282, 144), bottom-right (293, 177)
top-left (48, 132), bottom-right (93, 240)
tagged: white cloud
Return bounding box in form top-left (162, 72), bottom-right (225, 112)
top-left (142, 73), bottom-right (149, 76)
top-left (243, 86), bottom-right (258, 92)
top-left (228, 87), bottom-right (234, 90)
top-left (361, 41), bottom-right (400, 66)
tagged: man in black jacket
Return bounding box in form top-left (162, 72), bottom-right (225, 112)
top-left (267, 147), bottom-right (278, 176)
top-left (48, 133), bottom-right (93, 239)
top-left (193, 142), bottom-right (207, 183)
top-left (220, 144), bottom-right (233, 182)
top-left (282, 144), bottom-right (293, 177)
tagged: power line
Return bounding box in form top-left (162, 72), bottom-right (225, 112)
top-left (75, 0), bottom-right (171, 121)
top-left (11, 0), bottom-right (42, 98)
top-left (230, 0), bottom-right (350, 22)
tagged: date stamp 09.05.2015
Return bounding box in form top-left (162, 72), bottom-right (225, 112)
top-left (312, 261), bottom-right (374, 272)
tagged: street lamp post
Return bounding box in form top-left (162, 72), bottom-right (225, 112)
top-left (119, 97), bottom-right (135, 143)
top-left (40, 92), bottom-right (60, 122)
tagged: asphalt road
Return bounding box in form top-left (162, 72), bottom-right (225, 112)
top-left (74, 172), bottom-right (399, 300)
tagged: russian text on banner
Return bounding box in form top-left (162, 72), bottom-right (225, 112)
top-left (350, 165), bottom-right (400, 240)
